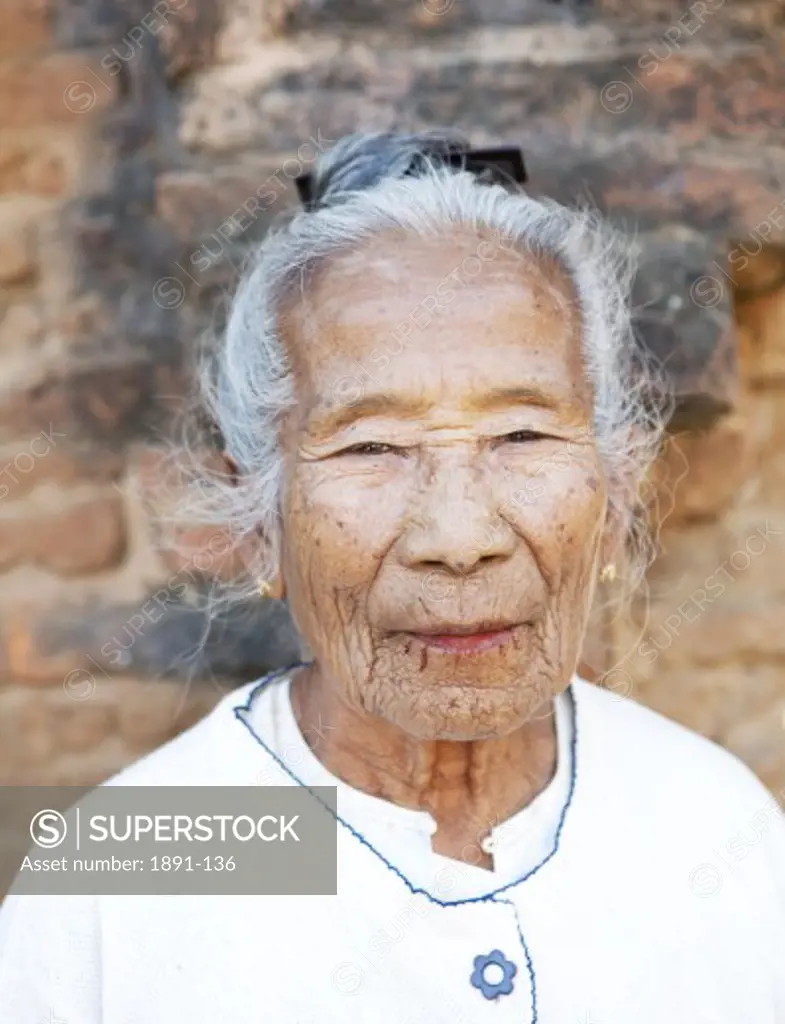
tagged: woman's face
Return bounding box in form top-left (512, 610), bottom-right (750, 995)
top-left (277, 229), bottom-right (608, 740)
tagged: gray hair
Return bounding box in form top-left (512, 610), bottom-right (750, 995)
top-left (177, 131), bottom-right (668, 609)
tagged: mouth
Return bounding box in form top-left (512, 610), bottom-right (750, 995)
top-left (402, 623), bottom-right (521, 654)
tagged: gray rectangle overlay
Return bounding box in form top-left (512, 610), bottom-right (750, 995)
top-left (0, 787), bottom-right (337, 896)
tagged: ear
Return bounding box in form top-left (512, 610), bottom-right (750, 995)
top-left (220, 451), bottom-right (287, 602)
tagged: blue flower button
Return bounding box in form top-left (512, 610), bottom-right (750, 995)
top-left (470, 949), bottom-right (517, 1000)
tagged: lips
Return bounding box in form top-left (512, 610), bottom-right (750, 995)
top-left (402, 623), bottom-right (520, 654)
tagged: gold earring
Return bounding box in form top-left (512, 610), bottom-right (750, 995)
top-left (258, 580), bottom-right (272, 598)
top-left (599, 563), bottom-right (616, 583)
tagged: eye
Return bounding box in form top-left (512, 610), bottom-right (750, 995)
top-left (339, 442), bottom-right (400, 456)
top-left (501, 430), bottom-right (547, 444)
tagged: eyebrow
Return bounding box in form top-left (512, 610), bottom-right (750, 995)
top-left (308, 384), bottom-right (564, 436)
top-left (477, 385), bottom-right (563, 413)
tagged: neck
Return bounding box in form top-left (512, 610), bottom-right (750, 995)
top-left (290, 664), bottom-right (559, 870)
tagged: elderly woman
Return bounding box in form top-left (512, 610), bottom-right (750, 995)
top-left (1, 132), bottom-right (784, 1023)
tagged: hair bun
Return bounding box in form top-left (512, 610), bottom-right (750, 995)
top-left (300, 130), bottom-right (469, 210)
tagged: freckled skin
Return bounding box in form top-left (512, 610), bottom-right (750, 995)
top-left (263, 229), bottom-right (609, 865)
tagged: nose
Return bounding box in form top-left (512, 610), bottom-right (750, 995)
top-left (397, 453), bottom-right (516, 576)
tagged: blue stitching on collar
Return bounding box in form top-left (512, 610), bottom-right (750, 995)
top-left (233, 661), bottom-right (579, 1024)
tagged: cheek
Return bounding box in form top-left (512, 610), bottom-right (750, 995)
top-left (504, 457), bottom-right (607, 571)
top-left (283, 467), bottom-right (405, 591)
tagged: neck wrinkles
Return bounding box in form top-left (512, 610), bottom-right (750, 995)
top-left (290, 662), bottom-right (559, 868)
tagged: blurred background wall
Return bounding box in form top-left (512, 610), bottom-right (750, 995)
top-left (0, 0), bottom-right (784, 793)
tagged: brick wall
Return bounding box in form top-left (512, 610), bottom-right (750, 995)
top-left (616, 243), bottom-right (785, 795)
top-left (0, 0), bottom-right (783, 791)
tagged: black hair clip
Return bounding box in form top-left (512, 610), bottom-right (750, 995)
top-left (295, 143), bottom-right (527, 208)
top-left (441, 145), bottom-right (528, 187)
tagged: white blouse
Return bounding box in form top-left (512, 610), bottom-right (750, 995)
top-left (2, 667), bottom-right (784, 1024)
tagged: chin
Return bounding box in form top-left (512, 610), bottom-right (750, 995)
top-left (362, 642), bottom-right (556, 739)
top-left (374, 681), bottom-right (544, 742)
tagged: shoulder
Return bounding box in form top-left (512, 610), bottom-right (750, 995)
top-left (572, 677), bottom-right (778, 813)
top-left (571, 678), bottom-right (785, 940)
top-left (572, 677), bottom-right (785, 883)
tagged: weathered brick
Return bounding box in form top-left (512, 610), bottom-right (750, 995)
top-left (54, 0), bottom-right (214, 53)
top-left (54, 0), bottom-right (135, 48)
top-left (0, 679), bottom-right (221, 784)
top-left (597, 0), bottom-right (784, 40)
top-left (0, 130), bottom-right (81, 197)
top-left (618, 661), bottom-right (784, 757)
top-left (22, 743), bottom-right (131, 786)
top-left (83, 3), bottom-right (217, 85)
top-left (52, 293), bottom-right (115, 352)
top-left (58, 180), bottom-right (189, 362)
top-left (227, 0), bottom-right (582, 43)
top-left (181, 45), bottom-right (785, 154)
top-left (276, 0), bottom-right (421, 33)
top-left (42, 494), bottom-right (127, 575)
top-left (0, 592), bottom-right (301, 687)
top-left (0, 360), bottom-right (186, 447)
top-left (738, 390), bottom-right (785, 508)
top-left (0, 303), bottom-right (44, 355)
top-left (280, 0), bottom-right (624, 34)
top-left (0, 689), bottom-right (59, 770)
top-left (732, 240), bottom-right (785, 297)
top-left (0, 53), bottom-right (120, 130)
top-left (0, 375), bottom-right (69, 447)
top-left (0, 494), bottom-right (126, 576)
top-left (0, 0), bottom-right (52, 58)
top-left (115, 678), bottom-right (220, 747)
top-left (0, 233), bottom-right (33, 287)
top-left (156, 167), bottom-right (291, 243)
top-left (735, 275), bottom-right (785, 385)
top-left (632, 228), bottom-right (739, 430)
top-left (90, 593), bottom-right (301, 681)
top-left (156, 0), bottom-right (220, 80)
top-left (0, 609), bottom-right (84, 684)
top-left (724, 698), bottom-right (785, 795)
top-left (0, 196), bottom-right (55, 285)
top-left (57, 702), bottom-right (117, 753)
top-left (688, 602), bottom-right (785, 665)
top-left (0, 442), bottom-right (124, 501)
top-left (217, 0), bottom-right (307, 51)
top-left (532, 145), bottom-right (785, 237)
top-left (653, 412), bottom-right (754, 524)
top-left (420, 47), bottom-right (785, 146)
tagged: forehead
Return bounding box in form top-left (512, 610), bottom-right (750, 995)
top-left (280, 229), bottom-right (588, 410)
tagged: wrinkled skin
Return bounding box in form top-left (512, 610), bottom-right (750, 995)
top-left (248, 229), bottom-right (610, 865)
